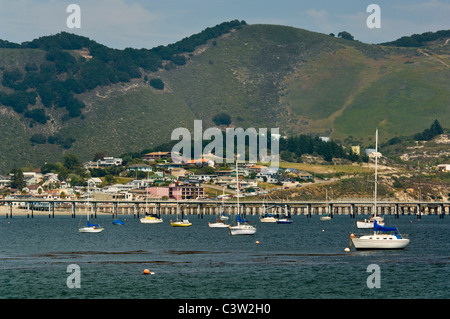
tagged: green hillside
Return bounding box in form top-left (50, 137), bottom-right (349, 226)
top-left (0, 23), bottom-right (449, 173)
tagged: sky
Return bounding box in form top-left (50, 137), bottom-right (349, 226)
top-left (0, 0), bottom-right (449, 49)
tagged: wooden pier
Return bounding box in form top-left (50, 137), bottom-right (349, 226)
top-left (1, 199), bottom-right (449, 219)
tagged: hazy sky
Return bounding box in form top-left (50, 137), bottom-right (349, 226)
top-left (0, 0), bottom-right (449, 49)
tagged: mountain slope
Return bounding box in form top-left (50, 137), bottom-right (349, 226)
top-left (0, 23), bottom-right (449, 173)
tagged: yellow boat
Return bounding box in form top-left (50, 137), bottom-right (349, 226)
top-left (170, 219), bottom-right (192, 227)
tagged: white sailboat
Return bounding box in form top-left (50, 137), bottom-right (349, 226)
top-left (351, 129), bottom-right (409, 250)
top-left (320, 189), bottom-right (332, 221)
top-left (209, 190), bottom-right (230, 228)
top-left (260, 202), bottom-right (278, 223)
top-left (79, 190), bottom-right (104, 233)
top-left (351, 221), bottom-right (410, 249)
top-left (356, 215), bottom-right (384, 228)
top-left (277, 204), bottom-right (293, 224)
top-left (229, 160), bottom-right (256, 235)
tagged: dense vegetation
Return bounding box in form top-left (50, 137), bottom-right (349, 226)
top-left (0, 20), bottom-right (246, 120)
top-left (279, 134), bottom-right (365, 163)
top-left (414, 120), bottom-right (443, 141)
top-left (381, 30), bottom-right (450, 47)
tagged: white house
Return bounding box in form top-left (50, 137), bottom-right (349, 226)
top-left (365, 149), bottom-right (382, 158)
top-left (437, 164), bottom-right (450, 172)
top-left (87, 177), bottom-right (102, 187)
top-left (126, 164), bottom-right (153, 172)
top-left (84, 157), bottom-right (123, 169)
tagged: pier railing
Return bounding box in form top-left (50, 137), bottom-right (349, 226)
top-left (1, 198), bottom-right (449, 219)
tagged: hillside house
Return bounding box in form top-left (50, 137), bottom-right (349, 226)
top-left (126, 164), bottom-right (153, 172)
top-left (0, 175), bottom-right (10, 187)
top-left (437, 164), bottom-right (450, 172)
top-left (84, 157), bottom-right (123, 168)
top-left (87, 177), bottom-right (102, 187)
top-left (142, 151), bottom-right (171, 161)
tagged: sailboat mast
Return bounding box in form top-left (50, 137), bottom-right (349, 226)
top-left (374, 128), bottom-right (378, 218)
top-left (236, 159), bottom-right (239, 216)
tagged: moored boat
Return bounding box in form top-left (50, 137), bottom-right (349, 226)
top-left (351, 221), bottom-right (410, 250)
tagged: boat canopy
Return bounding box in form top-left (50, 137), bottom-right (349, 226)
top-left (374, 220), bottom-right (397, 232)
top-left (87, 221), bottom-right (100, 227)
top-left (237, 215), bottom-right (249, 223)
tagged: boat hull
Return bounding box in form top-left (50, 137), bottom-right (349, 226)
top-left (260, 217), bottom-right (278, 223)
top-left (208, 222), bottom-right (229, 228)
top-left (351, 235), bottom-right (409, 250)
top-left (229, 225), bottom-right (256, 235)
top-left (78, 227), bottom-right (104, 233)
top-left (140, 217), bottom-right (163, 224)
top-left (320, 216), bottom-right (332, 221)
top-left (171, 220), bottom-right (192, 227)
top-left (277, 219), bottom-right (293, 224)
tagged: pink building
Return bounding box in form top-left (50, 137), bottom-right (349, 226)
top-left (147, 185), bottom-right (205, 200)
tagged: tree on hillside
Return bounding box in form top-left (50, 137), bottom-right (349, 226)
top-left (212, 112), bottom-right (232, 126)
top-left (93, 152), bottom-right (106, 161)
top-left (414, 119), bottom-right (444, 141)
top-left (149, 78), bottom-right (164, 90)
top-left (337, 31), bottom-right (354, 41)
top-left (63, 153), bottom-right (81, 170)
top-left (10, 168), bottom-right (26, 190)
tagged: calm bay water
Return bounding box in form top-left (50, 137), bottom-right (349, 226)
top-left (0, 214), bottom-right (448, 299)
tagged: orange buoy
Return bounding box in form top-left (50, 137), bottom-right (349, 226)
top-left (350, 233), bottom-right (355, 238)
top-left (143, 269), bottom-right (150, 275)
top-left (255, 240), bottom-right (260, 244)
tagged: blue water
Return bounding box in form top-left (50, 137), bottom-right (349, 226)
top-left (0, 214), bottom-right (448, 299)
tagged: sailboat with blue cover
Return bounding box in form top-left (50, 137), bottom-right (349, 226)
top-left (79, 220), bottom-right (104, 233)
top-left (350, 129), bottom-right (409, 250)
top-left (78, 189), bottom-right (104, 233)
top-left (351, 220), bottom-right (409, 250)
top-left (229, 214), bottom-right (256, 235)
top-left (228, 160), bottom-right (256, 235)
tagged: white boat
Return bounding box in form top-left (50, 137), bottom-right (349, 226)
top-left (260, 202), bottom-right (278, 222)
top-left (320, 189), bottom-right (332, 221)
top-left (140, 214), bottom-right (163, 224)
top-left (209, 201), bottom-right (230, 228)
top-left (78, 188), bottom-right (104, 233)
top-left (229, 222), bottom-right (257, 235)
top-left (260, 216), bottom-right (278, 223)
top-left (79, 221), bottom-right (104, 233)
top-left (351, 221), bottom-right (410, 250)
top-left (351, 129), bottom-right (409, 250)
top-left (276, 204), bottom-right (293, 224)
top-left (228, 158), bottom-right (256, 235)
top-left (356, 216), bottom-right (384, 228)
top-left (209, 219), bottom-right (230, 228)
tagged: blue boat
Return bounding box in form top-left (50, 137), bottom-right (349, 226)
top-left (112, 219), bottom-right (125, 225)
top-left (277, 218), bottom-right (293, 224)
